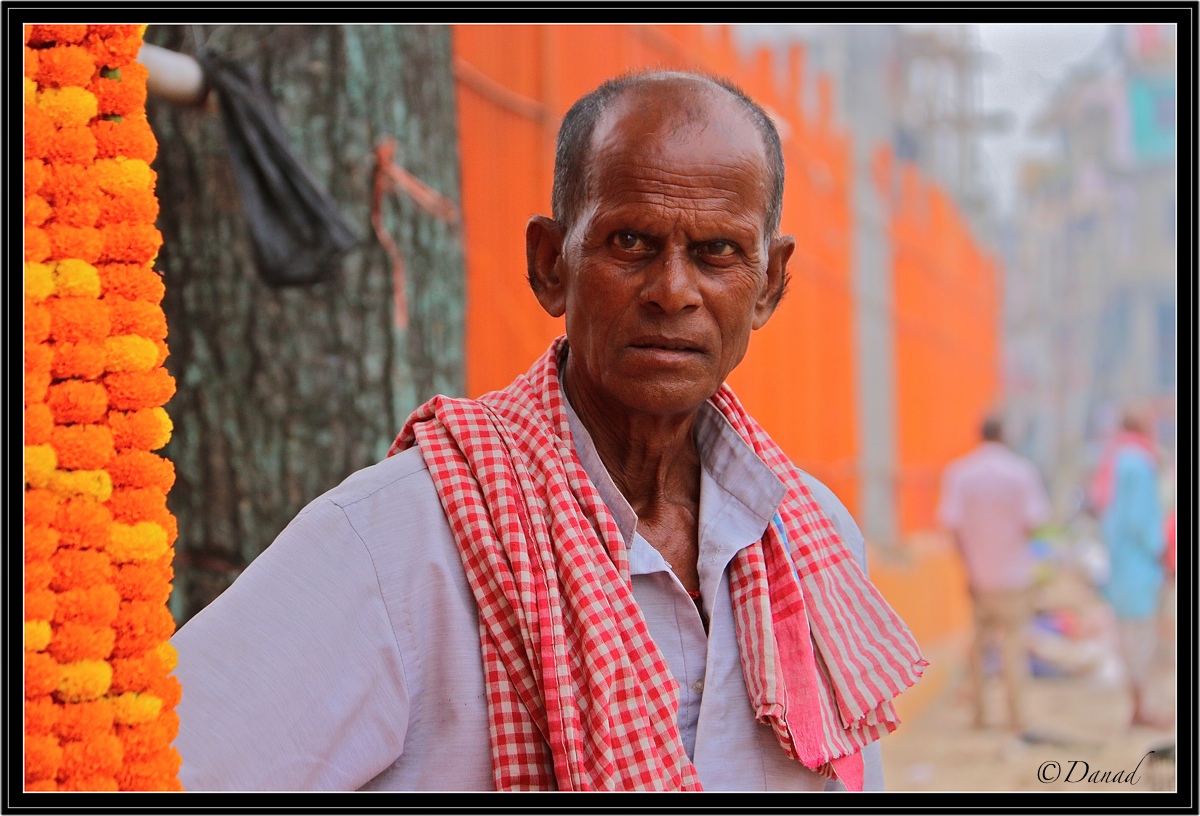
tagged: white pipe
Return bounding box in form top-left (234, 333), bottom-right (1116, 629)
top-left (137, 42), bottom-right (210, 108)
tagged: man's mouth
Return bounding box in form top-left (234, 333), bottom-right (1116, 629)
top-left (630, 336), bottom-right (702, 353)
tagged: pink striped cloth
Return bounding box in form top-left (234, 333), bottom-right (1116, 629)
top-left (390, 337), bottom-right (926, 791)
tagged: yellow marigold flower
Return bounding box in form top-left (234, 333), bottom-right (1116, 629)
top-left (25, 620), bottom-right (53, 652)
top-left (92, 157), bottom-right (154, 196)
top-left (37, 86), bottom-right (98, 128)
top-left (25, 76), bottom-right (37, 103)
top-left (24, 445), bottom-right (58, 488)
top-left (47, 468), bottom-right (113, 503)
top-left (25, 262), bottom-right (55, 302)
top-left (153, 640), bottom-right (178, 673)
top-left (107, 521), bottom-right (168, 563)
top-left (54, 259), bottom-right (102, 298)
top-left (111, 691), bottom-right (162, 725)
top-left (56, 659), bottom-right (113, 702)
top-left (103, 334), bottom-right (158, 373)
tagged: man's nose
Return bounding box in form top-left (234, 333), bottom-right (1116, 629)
top-left (639, 248), bottom-right (701, 313)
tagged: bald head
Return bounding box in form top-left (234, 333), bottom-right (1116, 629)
top-left (551, 70), bottom-right (785, 240)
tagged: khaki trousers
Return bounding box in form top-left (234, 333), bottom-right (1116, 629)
top-left (968, 587), bottom-right (1035, 733)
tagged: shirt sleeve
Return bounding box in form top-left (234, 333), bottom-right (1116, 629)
top-left (170, 498), bottom-right (409, 791)
top-left (936, 464), bottom-right (961, 530)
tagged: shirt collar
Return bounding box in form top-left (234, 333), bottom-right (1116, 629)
top-left (562, 392), bottom-right (786, 553)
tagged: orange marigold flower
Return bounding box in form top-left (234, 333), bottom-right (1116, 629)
top-left (47, 297), bottom-right (111, 344)
top-left (26, 24), bottom-right (89, 46)
top-left (36, 86), bottom-right (98, 128)
top-left (25, 779), bottom-right (59, 792)
top-left (25, 402), bottom-right (55, 446)
top-left (83, 26), bottom-right (143, 67)
top-left (117, 709), bottom-right (179, 760)
top-left (91, 115), bottom-right (157, 163)
top-left (60, 774), bottom-right (120, 792)
top-left (54, 698), bottom-right (114, 742)
top-left (25, 104), bottom-right (55, 162)
top-left (105, 298), bottom-right (167, 340)
top-left (53, 494), bottom-right (113, 551)
top-left (45, 197), bottom-right (102, 230)
top-left (50, 548), bottom-right (115, 591)
top-left (45, 124), bottom-right (100, 166)
top-left (36, 44), bottom-right (95, 88)
top-left (100, 222), bottom-right (163, 265)
top-left (155, 340), bottom-right (170, 367)
top-left (59, 732), bottom-right (124, 778)
top-left (24, 488), bottom-right (60, 527)
top-left (112, 560), bottom-right (172, 605)
top-left (40, 161), bottom-right (100, 205)
top-left (111, 601), bottom-right (176, 658)
top-left (105, 486), bottom-right (168, 523)
top-left (46, 380), bottom-right (109, 425)
top-left (26, 194), bottom-right (52, 227)
top-left (24, 525), bottom-right (60, 562)
top-left (104, 368), bottom-right (176, 412)
top-left (25, 339), bottom-right (52, 374)
top-left (146, 672), bottom-right (182, 711)
top-left (53, 584), bottom-right (121, 628)
top-left (25, 45), bottom-right (39, 77)
top-left (97, 262), bottom-right (164, 303)
top-left (26, 589), bottom-right (58, 623)
top-left (116, 756), bottom-right (182, 792)
top-left (97, 189), bottom-right (159, 227)
top-left (45, 224), bottom-right (104, 263)
top-left (91, 62), bottom-right (148, 117)
top-left (26, 651), bottom-right (62, 698)
top-left (25, 695), bottom-right (61, 735)
top-left (109, 408), bottom-right (173, 451)
top-left (108, 654), bottom-right (150, 695)
top-left (25, 559), bottom-right (55, 594)
top-left (52, 340), bottom-right (107, 381)
top-left (107, 450), bottom-right (175, 492)
top-left (26, 158), bottom-right (47, 197)
top-left (25, 225), bottom-right (53, 263)
top-left (48, 621), bottom-right (117, 663)
top-left (24, 733), bottom-right (62, 784)
top-left (25, 299), bottom-right (51, 345)
top-left (49, 423), bottom-right (115, 471)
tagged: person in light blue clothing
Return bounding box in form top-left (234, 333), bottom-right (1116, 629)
top-left (1099, 409), bottom-right (1167, 729)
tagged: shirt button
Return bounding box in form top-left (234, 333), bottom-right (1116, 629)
top-left (692, 679), bottom-right (704, 693)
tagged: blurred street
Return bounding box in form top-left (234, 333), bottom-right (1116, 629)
top-left (880, 561), bottom-right (1177, 792)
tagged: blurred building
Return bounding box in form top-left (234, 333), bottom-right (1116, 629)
top-left (1004, 23), bottom-right (1177, 510)
top-left (735, 24), bottom-right (1007, 547)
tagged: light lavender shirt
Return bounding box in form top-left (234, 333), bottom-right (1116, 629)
top-left (171, 399), bottom-right (883, 792)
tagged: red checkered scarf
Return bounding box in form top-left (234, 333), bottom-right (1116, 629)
top-left (390, 337), bottom-right (926, 791)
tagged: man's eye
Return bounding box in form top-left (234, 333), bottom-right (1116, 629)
top-left (612, 232), bottom-right (646, 251)
top-left (702, 241), bottom-right (736, 258)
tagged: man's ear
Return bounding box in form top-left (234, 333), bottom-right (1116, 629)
top-left (526, 215), bottom-right (567, 318)
top-left (753, 233), bottom-right (795, 329)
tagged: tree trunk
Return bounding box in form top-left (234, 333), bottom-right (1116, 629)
top-left (144, 24), bottom-right (464, 623)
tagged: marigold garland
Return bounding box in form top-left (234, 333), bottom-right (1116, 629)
top-left (24, 23), bottom-right (182, 791)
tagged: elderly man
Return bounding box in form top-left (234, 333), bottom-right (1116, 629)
top-left (170, 69), bottom-right (925, 792)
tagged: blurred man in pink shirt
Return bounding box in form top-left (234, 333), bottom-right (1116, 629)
top-left (937, 416), bottom-right (1052, 736)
